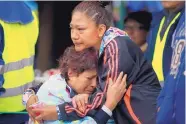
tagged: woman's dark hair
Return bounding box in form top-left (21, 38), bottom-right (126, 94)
top-left (59, 46), bottom-right (98, 80)
top-left (124, 11), bottom-right (152, 31)
top-left (72, 1), bottom-right (112, 29)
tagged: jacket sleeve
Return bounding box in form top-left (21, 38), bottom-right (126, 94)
top-left (58, 102), bottom-right (111, 124)
top-left (58, 87), bottom-right (111, 124)
top-left (157, 82), bottom-right (166, 108)
top-left (156, 75), bottom-right (176, 124)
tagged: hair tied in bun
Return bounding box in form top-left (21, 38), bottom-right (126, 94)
top-left (99, 1), bottom-right (110, 8)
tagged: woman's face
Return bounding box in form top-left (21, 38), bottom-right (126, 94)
top-left (70, 11), bottom-right (102, 51)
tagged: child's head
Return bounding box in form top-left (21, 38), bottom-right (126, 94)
top-left (59, 46), bottom-right (98, 94)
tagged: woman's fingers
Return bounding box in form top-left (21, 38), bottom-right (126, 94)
top-left (72, 94), bottom-right (89, 113)
top-left (76, 96), bottom-right (84, 112)
top-left (120, 74), bottom-right (127, 90)
top-left (108, 78), bottom-right (114, 87)
top-left (72, 97), bottom-right (77, 108)
top-left (115, 72), bottom-right (124, 86)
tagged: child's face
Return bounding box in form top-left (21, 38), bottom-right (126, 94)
top-left (68, 69), bottom-right (97, 94)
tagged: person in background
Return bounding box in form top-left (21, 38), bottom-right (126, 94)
top-left (156, 2), bottom-right (185, 124)
top-left (112, 1), bottom-right (163, 29)
top-left (0, 1), bottom-right (39, 123)
top-left (126, 1), bottom-right (163, 13)
top-left (145, 1), bottom-right (185, 86)
top-left (124, 11), bottom-right (152, 52)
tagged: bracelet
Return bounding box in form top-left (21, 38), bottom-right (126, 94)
top-left (56, 105), bottom-right (62, 120)
top-left (22, 89), bottom-right (35, 106)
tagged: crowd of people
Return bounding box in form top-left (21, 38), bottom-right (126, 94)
top-left (0, 1), bottom-right (185, 124)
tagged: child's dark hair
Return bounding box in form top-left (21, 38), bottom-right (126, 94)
top-left (59, 46), bottom-right (98, 80)
top-left (72, 1), bottom-right (112, 29)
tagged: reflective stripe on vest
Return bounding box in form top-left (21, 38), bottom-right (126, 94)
top-left (0, 55), bottom-right (34, 74)
top-left (0, 81), bottom-right (34, 97)
top-left (0, 10), bottom-right (38, 112)
top-left (152, 12), bottom-right (181, 82)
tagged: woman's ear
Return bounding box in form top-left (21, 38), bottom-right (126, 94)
top-left (98, 24), bottom-right (107, 38)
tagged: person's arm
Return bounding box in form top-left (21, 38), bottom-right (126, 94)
top-left (57, 96), bottom-right (111, 124)
top-left (157, 81), bottom-right (166, 110)
top-left (156, 75), bottom-right (177, 124)
top-left (57, 87), bottom-right (112, 123)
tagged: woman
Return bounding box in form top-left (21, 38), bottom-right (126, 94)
top-left (26, 1), bottom-right (161, 124)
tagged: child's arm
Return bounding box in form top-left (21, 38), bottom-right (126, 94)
top-left (57, 88), bottom-right (111, 124)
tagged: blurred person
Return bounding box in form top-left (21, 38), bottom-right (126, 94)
top-left (126, 1), bottom-right (163, 13)
top-left (124, 11), bottom-right (152, 52)
top-left (145, 1), bottom-right (185, 86)
top-left (0, 1), bottom-right (39, 123)
top-left (155, 1), bottom-right (185, 124)
top-left (112, 1), bottom-right (163, 29)
top-left (157, 10), bottom-right (185, 124)
top-left (25, 1), bottom-right (161, 124)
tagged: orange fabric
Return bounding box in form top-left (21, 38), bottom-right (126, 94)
top-left (124, 85), bottom-right (141, 124)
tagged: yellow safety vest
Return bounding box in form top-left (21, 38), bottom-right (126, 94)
top-left (0, 11), bottom-right (39, 112)
top-left (152, 13), bottom-right (181, 83)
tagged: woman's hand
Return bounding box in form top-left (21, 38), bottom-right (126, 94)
top-left (72, 94), bottom-right (89, 113)
top-left (26, 95), bottom-right (38, 121)
top-left (105, 72), bottom-right (127, 111)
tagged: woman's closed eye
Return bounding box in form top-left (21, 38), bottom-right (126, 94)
top-left (78, 28), bottom-right (86, 33)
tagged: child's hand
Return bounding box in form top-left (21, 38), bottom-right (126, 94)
top-left (72, 94), bottom-right (89, 113)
